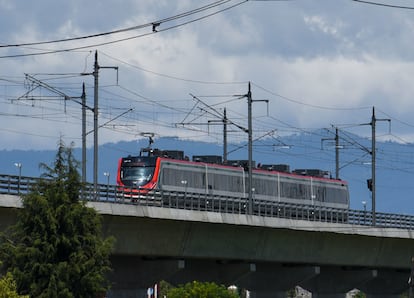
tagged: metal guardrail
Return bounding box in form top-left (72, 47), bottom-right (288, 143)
top-left (1, 174), bottom-right (413, 229)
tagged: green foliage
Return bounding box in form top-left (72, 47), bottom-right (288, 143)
top-left (286, 288), bottom-right (296, 297)
top-left (158, 280), bottom-right (174, 298)
top-left (351, 290), bottom-right (366, 298)
top-left (0, 272), bottom-right (28, 298)
top-left (0, 140), bottom-right (114, 297)
top-left (167, 281), bottom-right (239, 298)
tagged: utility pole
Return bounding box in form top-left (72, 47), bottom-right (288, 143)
top-left (371, 107), bottom-right (376, 226)
top-left (335, 127), bottom-right (339, 180)
top-left (321, 127), bottom-right (341, 179)
top-left (368, 107), bottom-right (390, 226)
top-left (223, 108), bottom-right (228, 164)
top-left (91, 51), bottom-right (119, 198)
top-left (247, 82), bottom-right (253, 215)
top-left (245, 82), bottom-right (268, 215)
top-left (81, 83), bottom-right (86, 198)
top-left (207, 109), bottom-right (229, 163)
top-left (93, 51), bottom-right (99, 198)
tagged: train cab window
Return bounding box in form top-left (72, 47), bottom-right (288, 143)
top-left (121, 166), bottom-right (154, 186)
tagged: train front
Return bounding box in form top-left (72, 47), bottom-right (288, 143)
top-left (116, 155), bottom-right (159, 199)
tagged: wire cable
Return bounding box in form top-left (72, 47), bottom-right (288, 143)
top-left (0, 0), bottom-right (232, 48)
top-left (0, 0), bottom-right (247, 59)
top-left (351, 0), bottom-right (414, 9)
top-left (100, 51), bottom-right (248, 85)
top-left (251, 82), bottom-right (372, 111)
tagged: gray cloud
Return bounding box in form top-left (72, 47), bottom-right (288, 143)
top-left (1, 0), bottom-right (414, 151)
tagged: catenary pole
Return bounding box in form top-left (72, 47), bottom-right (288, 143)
top-left (86, 51), bottom-right (118, 197)
top-left (81, 83), bottom-right (86, 197)
top-left (247, 82), bottom-right (253, 215)
top-left (371, 107), bottom-right (376, 226)
top-left (369, 106), bottom-right (390, 226)
top-left (335, 127), bottom-right (339, 180)
top-left (93, 51), bottom-right (99, 198)
top-left (245, 82), bottom-right (268, 215)
top-left (223, 108), bottom-right (228, 164)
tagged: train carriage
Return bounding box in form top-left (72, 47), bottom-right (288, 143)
top-left (116, 148), bottom-right (349, 213)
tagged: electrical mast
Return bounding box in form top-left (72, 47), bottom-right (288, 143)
top-left (91, 51), bottom-right (118, 198)
top-left (245, 82), bottom-right (268, 215)
top-left (247, 83), bottom-right (253, 215)
top-left (368, 107), bottom-right (390, 226)
top-left (81, 83), bottom-right (86, 195)
top-left (93, 52), bottom-right (99, 198)
top-left (335, 127), bottom-right (339, 179)
top-left (322, 127), bottom-right (341, 179)
top-left (223, 108), bottom-right (228, 164)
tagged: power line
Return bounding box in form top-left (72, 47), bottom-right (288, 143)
top-left (0, 1), bottom-right (233, 48)
top-left (351, 0), bottom-right (414, 9)
top-left (251, 82), bottom-right (372, 111)
top-left (0, 0), bottom-right (247, 59)
top-left (100, 51), bottom-right (248, 85)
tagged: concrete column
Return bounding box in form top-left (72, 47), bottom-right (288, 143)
top-left (358, 269), bottom-right (409, 296)
top-left (109, 256), bottom-right (185, 292)
top-left (106, 288), bottom-right (147, 298)
top-left (248, 290), bottom-right (289, 298)
top-left (365, 295), bottom-right (400, 298)
top-left (300, 266), bottom-right (377, 295)
top-left (312, 294), bottom-right (346, 298)
top-left (236, 263), bottom-right (319, 292)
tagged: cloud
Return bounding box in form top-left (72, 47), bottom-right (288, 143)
top-left (2, 0), bottom-right (414, 150)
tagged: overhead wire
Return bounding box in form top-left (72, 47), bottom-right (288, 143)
top-left (2, 71), bottom-right (223, 142)
top-left (0, 0), bottom-right (248, 59)
top-left (100, 51), bottom-right (248, 85)
top-left (251, 82), bottom-right (372, 111)
top-left (2, 0), bottom-right (414, 181)
top-left (351, 0), bottom-right (414, 9)
top-left (0, 1), bottom-right (235, 48)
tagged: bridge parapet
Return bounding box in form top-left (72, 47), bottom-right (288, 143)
top-left (1, 174), bottom-right (414, 229)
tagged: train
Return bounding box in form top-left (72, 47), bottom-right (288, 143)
top-left (116, 147), bottom-right (350, 211)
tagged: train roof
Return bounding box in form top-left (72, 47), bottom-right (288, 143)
top-left (157, 156), bottom-right (347, 185)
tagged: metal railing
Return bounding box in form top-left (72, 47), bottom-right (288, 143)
top-left (0, 174), bottom-right (413, 229)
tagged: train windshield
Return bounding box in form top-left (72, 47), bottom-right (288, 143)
top-left (120, 166), bottom-right (155, 187)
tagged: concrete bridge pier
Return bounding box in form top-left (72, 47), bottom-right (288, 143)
top-left (108, 255), bottom-right (185, 296)
top-left (309, 294), bottom-right (345, 298)
top-left (163, 259), bottom-right (242, 286)
top-left (235, 263), bottom-right (320, 297)
top-left (299, 266), bottom-right (378, 295)
top-left (248, 290), bottom-right (290, 298)
top-left (106, 288), bottom-right (147, 298)
top-left (358, 269), bottom-right (409, 297)
top-left (365, 295), bottom-right (401, 298)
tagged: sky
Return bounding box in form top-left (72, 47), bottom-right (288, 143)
top-left (2, 0), bottom-right (414, 152)
top-left (1, 0), bottom-right (414, 150)
top-left (2, 0), bottom-right (414, 213)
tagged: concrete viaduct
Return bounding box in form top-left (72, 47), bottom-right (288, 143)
top-left (0, 194), bottom-right (413, 298)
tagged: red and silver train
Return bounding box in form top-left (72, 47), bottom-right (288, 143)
top-left (116, 148), bottom-right (350, 210)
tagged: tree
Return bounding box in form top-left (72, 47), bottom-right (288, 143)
top-left (0, 141), bottom-right (114, 297)
top-left (158, 280), bottom-right (174, 298)
top-left (0, 271), bottom-right (28, 298)
top-left (167, 281), bottom-right (239, 298)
